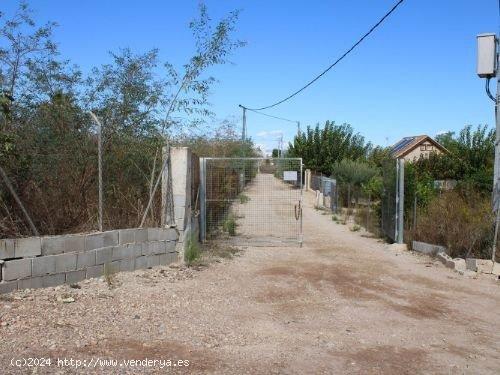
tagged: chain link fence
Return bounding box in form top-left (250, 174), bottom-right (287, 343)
top-left (310, 172), bottom-right (381, 236)
top-left (202, 158), bottom-right (303, 245)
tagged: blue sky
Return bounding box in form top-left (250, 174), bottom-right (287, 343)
top-left (2, 0), bottom-right (498, 153)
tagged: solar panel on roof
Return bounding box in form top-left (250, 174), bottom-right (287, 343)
top-left (391, 136), bottom-right (416, 154)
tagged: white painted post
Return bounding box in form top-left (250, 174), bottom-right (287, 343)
top-left (170, 147), bottom-right (192, 260)
top-left (305, 169), bottom-right (312, 191)
top-left (161, 145), bottom-right (169, 227)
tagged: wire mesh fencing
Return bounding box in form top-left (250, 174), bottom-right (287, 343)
top-left (308, 171), bottom-right (382, 236)
top-left (201, 158), bottom-right (303, 245)
top-left (313, 176), bottom-right (338, 212)
top-left (0, 131), bottom-right (166, 239)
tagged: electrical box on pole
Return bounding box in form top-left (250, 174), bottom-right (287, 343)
top-left (477, 33), bottom-right (497, 78)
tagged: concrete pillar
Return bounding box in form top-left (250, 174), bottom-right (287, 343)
top-left (161, 145), bottom-right (169, 227)
top-left (305, 169), bottom-right (312, 191)
top-left (170, 147), bottom-right (192, 261)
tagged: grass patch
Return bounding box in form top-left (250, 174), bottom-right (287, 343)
top-left (350, 224), bottom-right (361, 232)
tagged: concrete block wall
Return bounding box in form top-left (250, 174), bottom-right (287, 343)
top-left (412, 241), bottom-right (446, 256)
top-left (0, 227), bottom-right (178, 294)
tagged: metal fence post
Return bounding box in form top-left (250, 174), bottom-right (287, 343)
top-left (88, 111), bottom-right (103, 231)
top-left (199, 158), bottom-right (207, 242)
top-left (413, 194), bottom-right (417, 232)
top-left (396, 158), bottom-right (405, 244)
top-left (300, 159), bottom-right (304, 246)
top-left (367, 192), bottom-right (371, 232)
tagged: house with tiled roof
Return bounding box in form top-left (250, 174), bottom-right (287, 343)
top-left (391, 135), bottom-right (447, 162)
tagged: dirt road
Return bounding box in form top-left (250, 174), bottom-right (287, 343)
top-left (1, 188), bottom-right (500, 374)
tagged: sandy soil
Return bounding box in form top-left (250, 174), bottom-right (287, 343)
top-left (1, 179), bottom-right (500, 374)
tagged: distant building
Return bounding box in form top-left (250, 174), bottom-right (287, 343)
top-left (391, 135), bottom-right (447, 162)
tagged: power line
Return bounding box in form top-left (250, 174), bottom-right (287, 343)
top-left (244, 0), bottom-right (406, 111)
top-left (245, 107), bottom-right (298, 124)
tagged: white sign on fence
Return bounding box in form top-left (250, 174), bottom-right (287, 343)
top-left (283, 171), bottom-right (298, 181)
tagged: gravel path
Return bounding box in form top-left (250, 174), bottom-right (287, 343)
top-left (1, 189), bottom-right (500, 374)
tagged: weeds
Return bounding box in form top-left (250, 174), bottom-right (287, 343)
top-left (350, 224), bottom-right (361, 232)
top-left (223, 215), bottom-right (237, 236)
top-left (185, 234), bottom-right (201, 266)
top-left (205, 242), bottom-right (240, 259)
top-left (186, 241), bottom-right (241, 267)
top-left (414, 190), bottom-right (494, 259)
top-left (103, 263), bottom-right (116, 289)
top-left (238, 194), bottom-right (250, 204)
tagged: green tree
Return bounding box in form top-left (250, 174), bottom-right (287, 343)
top-left (0, 1), bottom-right (246, 237)
top-left (414, 125), bottom-right (494, 192)
top-left (333, 159), bottom-right (377, 187)
top-left (332, 159), bottom-right (377, 207)
top-left (0, 2), bottom-right (57, 117)
top-left (288, 121), bottom-right (372, 174)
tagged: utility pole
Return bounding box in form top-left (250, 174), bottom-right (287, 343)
top-left (494, 42), bottom-right (500, 262)
top-left (477, 32), bottom-right (499, 261)
top-left (238, 104), bottom-right (247, 141)
top-left (277, 134), bottom-right (284, 158)
top-left (297, 121), bottom-right (301, 135)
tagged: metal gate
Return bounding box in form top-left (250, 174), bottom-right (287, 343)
top-left (199, 157), bottom-right (303, 246)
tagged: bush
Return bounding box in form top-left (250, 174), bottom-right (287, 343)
top-left (414, 190), bottom-right (493, 259)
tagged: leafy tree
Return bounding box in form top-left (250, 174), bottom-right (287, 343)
top-left (413, 125), bottom-right (494, 192)
top-left (0, 1), bottom-right (246, 237)
top-left (367, 145), bottom-right (391, 169)
top-left (332, 159), bottom-right (377, 187)
top-left (0, 2), bottom-right (57, 115)
top-left (85, 48), bottom-right (166, 137)
top-left (288, 121), bottom-right (372, 174)
top-left (362, 175), bottom-right (384, 200)
top-left (174, 119), bottom-right (257, 158)
top-left (332, 159), bottom-right (377, 207)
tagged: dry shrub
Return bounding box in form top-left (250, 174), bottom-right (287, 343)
top-left (414, 190), bottom-right (493, 259)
